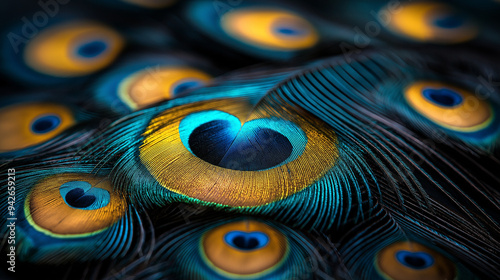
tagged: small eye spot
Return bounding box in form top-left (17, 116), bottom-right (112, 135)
top-left (224, 231), bottom-right (269, 251)
top-left (76, 40), bottom-right (108, 58)
top-left (31, 114), bottom-right (61, 134)
top-left (273, 24), bottom-right (308, 37)
top-left (396, 250), bottom-right (435, 270)
top-left (423, 88), bottom-right (463, 107)
top-left (59, 180), bottom-right (112, 210)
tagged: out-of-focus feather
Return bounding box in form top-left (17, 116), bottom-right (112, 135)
top-left (0, 93), bottom-right (102, 162)
top-left (88, 51), bottom-right (222, 116)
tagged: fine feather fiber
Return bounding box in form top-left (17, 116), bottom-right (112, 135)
top-left (1, 0), bottom-right (500, 279)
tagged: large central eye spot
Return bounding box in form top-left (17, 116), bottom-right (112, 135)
top-left (423, 88), bottom-right (463, 107)
top-left (224, 231), bottom-right (269, 251)
top-left (31, 114), bottom-right (61, 134)
top-left (76, 39), bottom-right (108, 58)
top-left (140, 100), bottom-right (338, 207)
top-left (396, 251), bottom-right (434, 270)
top-left (59, 181), bottom-right (111, 210)
top-left (180, 110), bottom-right (306, 171)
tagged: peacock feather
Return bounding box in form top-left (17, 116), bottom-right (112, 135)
top-left (1, 0), bottom-right (499, 279)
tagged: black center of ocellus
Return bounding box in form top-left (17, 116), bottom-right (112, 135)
top-left (189, 120), bottom-right (293, 171)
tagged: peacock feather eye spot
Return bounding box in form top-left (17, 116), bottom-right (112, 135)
top-left (202, 220), bottom-right (288, 276)
top-left (113, 66), bottom-right (211, 111)
top-left (224, 231), bottom-right (269, 251)
top-left (376, 241), bottom-right (456, 280)
top-left (20, 21), bottom-right (124, 78)
top-left (65, 188), bottom-right (97, 209)
top-left (404, 81), bottom-right (496, 135)
top-left (59, 180), bottom-right (111, 210)
top-left (219, 8), bottom-right (319, 51)
top-left (381, 2), bottom-right (477, 44)
top-left (26, 174), bottom-right (126, 236)
top-left (142, 100), bottom-right (338, 206)
top-left (396, 251), bottom-right (434, 270)
top-left (0, 103), bottom-right (75, 152)
top-left (75, 40), bottom-right (108, 58)
top-left (31, 114), bottom-right (61, 134)
top-left (185, 112), bottom-right (296, 171)
top-left (422, 88), bottom-right (463, 107)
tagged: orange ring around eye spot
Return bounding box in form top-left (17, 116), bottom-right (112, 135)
top-left (404, 81), bottom-right (493, 132)
top-left (24, 21), bottom-right (124, 77)
top-left (118, 67), bottom-right (211, 110)
top-left (383, 2), bottom-right (477, 44)
top-left (26, 173), bottom-right (127, 237)
top-left (220, 8), bottom-right (319, 51)
top-left (139, 98), bottom-right (338, 207)
top-left (376, 241), bottom-right (456, 280)
top-left (0, 102), bottom-right (75, 152)
top-left (201, 220), bottom-right (288, 276)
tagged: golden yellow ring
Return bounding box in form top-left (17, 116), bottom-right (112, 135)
top-left (220, 8), bottom-right (319, 50)
top-left (385, 2), bottom-right (477, 43)
top-left (24, 21), bottom-right (124, 77)
top-left (404, 81), bottom-right (492, 132)
top-left (119, 67), bottom-right (211, 110)
top-left (139, 99), bottom-right (338, 207)
top-left (26, 173), bottom-right (127, 236)
top-left (0, 102), bottom-right (75, 152)
top-left (376, 241), bottom-right (456, 280)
